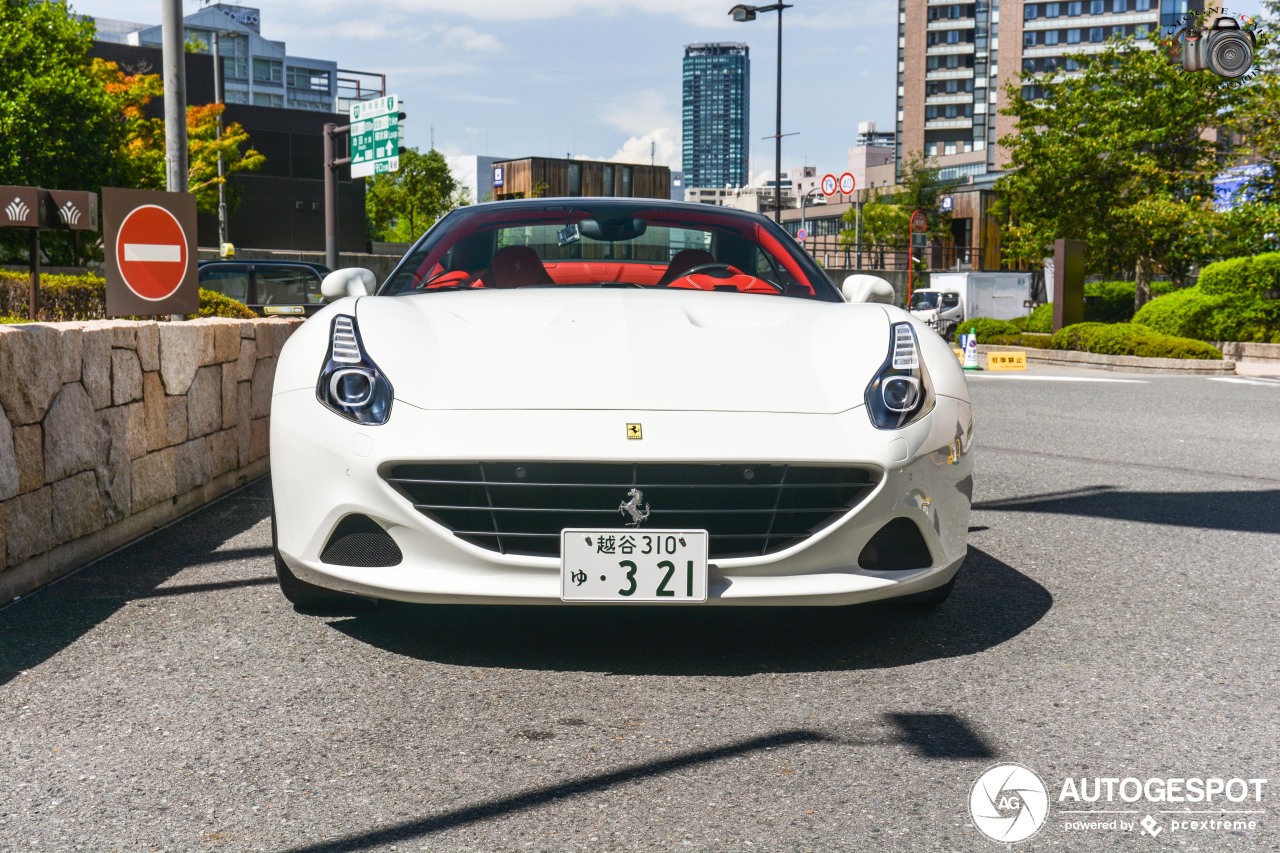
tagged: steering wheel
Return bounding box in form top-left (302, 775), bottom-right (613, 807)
top-left (679, 262), bottom-right (739, 278)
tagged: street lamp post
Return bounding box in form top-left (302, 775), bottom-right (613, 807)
top-left (799, 185), bottom-right (823, 254)
top-left (729, 3), bottom-right (793, 224)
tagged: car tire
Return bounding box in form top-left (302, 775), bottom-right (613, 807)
top-left (272, 512), bottom-right (371, 615)
top-left (898, 575), bottom-right (957, 609)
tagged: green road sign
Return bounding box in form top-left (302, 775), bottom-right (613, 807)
top-left (350, 94), bottom-right (401, 178)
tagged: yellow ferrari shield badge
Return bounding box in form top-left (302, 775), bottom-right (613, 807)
top-left (626, 423), bottom-right (643, 440)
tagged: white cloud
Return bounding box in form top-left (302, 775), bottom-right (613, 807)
top-left (441, 25), bottom-right (503, 52)
top-left (609, 127), bottom-right (679, 169)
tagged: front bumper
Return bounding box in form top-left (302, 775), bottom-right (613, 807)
top-left (269, 394), bottom-right (974, 606)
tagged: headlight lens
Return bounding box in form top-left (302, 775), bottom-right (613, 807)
top-left (317, 314), bottom-right (393, 425)
top-left (865, 322), bottom-right (933, 430)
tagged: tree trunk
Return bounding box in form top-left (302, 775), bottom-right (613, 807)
top-left (1134, 255), bottom-right (1152, 311)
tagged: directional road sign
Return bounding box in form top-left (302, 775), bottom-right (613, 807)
top-left (103, 187), bottom-right (198, 315)
top-left (350, 95), bottom-right (402, 178)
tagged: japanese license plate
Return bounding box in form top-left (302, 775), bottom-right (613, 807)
top-left (560, 529), bottom-right (708, 602)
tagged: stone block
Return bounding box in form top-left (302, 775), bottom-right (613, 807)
top-left (237, 382), bottom-right (252, 468)
top-left (190, 318), bottom-right (218, 366)
top-left (251, 357), bottom-right (276, 418)
top-left (5, 486), bottom-right (52, 566)
top-left (0, 324), bottom-right (65, 425)
top-left (13, 424), bottom-right (42, 494)
top-left (208, 428), bottom-right (238, 479)
top-left (136, 322), bottom-right (160, 372)
top-left (174, 437), bottom-right (213, 495)
top-left (212, 321), bottom-right (240, 364)
top-left (0, 403), bottom-right (17, 500)
top-left (0, 502), bottom-right (5, 571)
top-left (56, 324), bottom-right (85, 384)
top-left (124, 402), bottom-right (147, 460)
top-left (158, 323), bottom-right (201, 396)
top-left (51, 471), bottom-right (104, 545)
top-left (81, 326), bottom-right (112, 410)
top-left (131, 449), bottom-right (176, 513)
top-left (235, 337), bottom-right (257, 382)
top-left (97, 406), bottom-right (133, 523)
top-left (165, 393), bottom-right (188, 446)
top-left (44, 383), bottom-right (106, 482)
top-left (187, 365), bottom-right (222, 439)
top-left (111, 348), bottom-right (144, 406)
top-left (142, 372), bottom-right (168, 453)
top-left (221, 365), bottom-right (239, 430)
top-left (250, 417), bottom-right (270, 463)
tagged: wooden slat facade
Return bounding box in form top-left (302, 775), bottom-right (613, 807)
top-left (493, 157), bottom-right (671, 201)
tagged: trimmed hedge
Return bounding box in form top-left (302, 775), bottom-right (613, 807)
top-left (0, 271), bottom-right (256, 321)
top-left (1022, 281), bottom-right (1178, 332)
top-left (987, 333), bottom-right (1055, 349)
top-left (953, 318), bottom-right (1021, 345)
top-left (1133, 253), bottom-right (1280, 344)
top-left (1050, 322), bottom-right (1222, 360)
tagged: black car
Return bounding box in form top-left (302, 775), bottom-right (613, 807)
top-left (197, 260), bottom-right (332, 317)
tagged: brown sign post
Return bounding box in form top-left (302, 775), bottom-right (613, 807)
top-left (103, 187), bottom-right (198, 317)
top-left (0, 186), bottom-right (98, 319)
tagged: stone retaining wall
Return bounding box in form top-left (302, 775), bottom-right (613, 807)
top-left (1216, 341), bottom-right (1280, 365)
top-left (979, 344), bottom-right (1236, 375)
top-left (0, 318), bottom-right (301, 601)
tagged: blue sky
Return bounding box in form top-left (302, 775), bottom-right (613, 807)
top-left (68, 0), bottom-right (1267, 186)
top-left (68, 0), bottom-right (901, 184)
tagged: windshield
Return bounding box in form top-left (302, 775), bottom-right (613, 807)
top-left (909, 291), bottom-right (940, 310)
top-left (381, 200), bottom-right (841, 302)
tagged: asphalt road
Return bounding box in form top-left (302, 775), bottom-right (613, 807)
top-left (2, 367), bottom-right (1278, 852)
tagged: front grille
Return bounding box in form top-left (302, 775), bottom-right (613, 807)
top-left (382, 463), bottom-right (878, 559)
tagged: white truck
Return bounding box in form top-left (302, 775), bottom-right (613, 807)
top-left (908, 271), bottom-right (1035, 340)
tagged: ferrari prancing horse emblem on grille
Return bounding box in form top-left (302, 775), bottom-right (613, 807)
top-left (619, 488), bottom-right (651, 527)
top-left (626, 423), bottom-right (643, 439)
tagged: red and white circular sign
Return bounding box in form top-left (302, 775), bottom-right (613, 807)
top-left (820, 173), bottom-right (838, 197)
top-left (839, 172), bottom-right (856, 195)
top-left (115, 204), bottom-right (190, 301)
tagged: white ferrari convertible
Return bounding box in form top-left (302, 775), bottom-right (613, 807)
top-left (269, 198), bottom-right (973, 613)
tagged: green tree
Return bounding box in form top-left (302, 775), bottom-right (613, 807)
top-left (838, 154), bottom-right (955, 266)
top-left (996, 38), bottom-right (1234, 306)
top-left (365, 147), bottom-right (459, 242)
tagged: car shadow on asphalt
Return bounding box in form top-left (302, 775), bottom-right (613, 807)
top-left (325, 546), bottom-right (1051, 676)
top-left (975, 485), bottom-right (1280, 534)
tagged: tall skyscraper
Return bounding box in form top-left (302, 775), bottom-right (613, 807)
top-left (683, 43), bottom-right (750, 189)
top-left (895, 0), bottom-right (1203, 182)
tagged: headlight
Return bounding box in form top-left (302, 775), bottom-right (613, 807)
top-left (865, 322), bottom-right (934, 430)
top-left (316, 314), bottom-right (394, 425)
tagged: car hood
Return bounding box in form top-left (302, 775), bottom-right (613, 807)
top-left (356, 290), bottom-right (890, 414)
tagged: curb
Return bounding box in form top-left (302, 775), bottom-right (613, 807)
top-left (977, 344), bottom-right (1237, 376)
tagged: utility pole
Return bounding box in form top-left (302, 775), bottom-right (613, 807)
top-left (212, 31), bottom-right (229, 253)
top-left (161, 0), bottom-right (188, 193)
top-left (324, 123), bottom-right (352, 270)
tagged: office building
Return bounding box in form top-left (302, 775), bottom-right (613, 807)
top-left (89, 4), bottom-right (340, 113)
top-left (682, 43), bottom-right (750, 190)
top-left (895, 0), bottom-right (1203, 182)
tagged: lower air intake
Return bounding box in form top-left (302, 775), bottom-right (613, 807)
top-left (858, 517), bottom-right (933, 571)
top-left (320, 514), bottom-right (402, 567)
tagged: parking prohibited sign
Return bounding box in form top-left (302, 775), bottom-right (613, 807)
top-left (103, 187), bottom-right (198, 316)
top-left (820, 173), bottom-right (838, 197)
top-left (350, 95), bottom-right (402, 178)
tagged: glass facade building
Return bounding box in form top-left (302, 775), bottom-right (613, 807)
top-left (682, 43), bottom-right (750, 189)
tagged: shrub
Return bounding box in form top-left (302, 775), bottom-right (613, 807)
top-left (1025, 302), bottom-right (1054, 333)
top-left (1197, 253), bottom-right (1280, 299)
top-left (954, 318), bottom-right (1021, 345)
top-left (987, 333), bottom-right (1054, 349)
top-left (1132, 287), bottom-right (1229, 340)
top-left (193, 288), bottom-right (258, 319)
top-left (1051, 322), bottom-right (1221, 360)
top-left (0, 271), bottom-right (255, 321)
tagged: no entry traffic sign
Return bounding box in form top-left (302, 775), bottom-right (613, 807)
top-left (103, 188), bottom-right (198, 316)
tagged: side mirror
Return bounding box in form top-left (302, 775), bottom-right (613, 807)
top-left (321, 267), bottom-right (376, 300)
top-left (841, 274), bottom-right (896, 305)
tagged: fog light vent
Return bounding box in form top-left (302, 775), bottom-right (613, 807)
top-left (858, 518), bottom-right (932, 571)
top-left (320, 514), bottom-right (402, 567)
